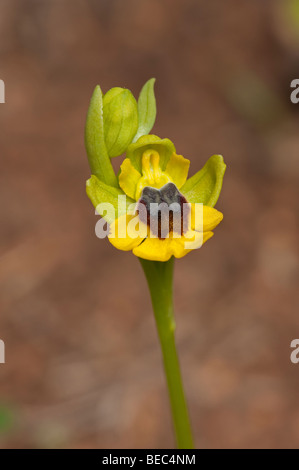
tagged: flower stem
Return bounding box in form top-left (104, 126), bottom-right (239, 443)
top-left (139, 257), bottom-right (194, 449)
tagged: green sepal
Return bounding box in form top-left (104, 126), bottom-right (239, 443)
top-left (86, 175), bottom-right (135, 224)
top-left (133, 78), bottom-right (156, 142)
top-left (181, 155), bottom-right (226, 207)
top-left (127, 135), bottom-right (176, 173)
top-left (85, 86), bottom-right (118, 187)
top-left (103, 87), bottom-right (138, 158)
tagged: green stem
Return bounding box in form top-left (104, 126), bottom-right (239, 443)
top-left (139, 257), bottom-right (194, 449)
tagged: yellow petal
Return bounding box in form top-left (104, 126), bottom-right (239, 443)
top-left (132, 230), bottom-right (214, 261)
top-left (174, 230), bottom-right (214, 258)
top-left (191, 204), bottom-right (223, 232)
top-left (165, 153), bottom-right (190, 189)
top-left (133, 237), bottom-right (173, 262)
top-left (108, 214), bottom-right (145, 251)
top-left (118, 158), bottom-right (141, 200)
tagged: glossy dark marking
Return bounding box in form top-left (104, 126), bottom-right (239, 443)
top-left (136, 182), bottom-right (189, 238)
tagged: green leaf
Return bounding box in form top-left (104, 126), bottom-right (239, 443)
top-left (103, 88), bottom-right (138, 158)
top-left (0, 405), bottom-right (14, 434)
top-left (85, 86), bottom-right (118, 187)
top-left (127, 134), bottom-right (176, 173)
top-left (86, 175), bottom-right (135, 223)
top-left (181, 155), bottom-right (226, 207)
top-left (133, 78), bottom-right (156, 142)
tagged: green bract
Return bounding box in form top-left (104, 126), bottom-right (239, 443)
top-left (133, 78), bottom-right (157, 143)
top-left (85, 86), bottom-right (118, 187)
top-left (85, 80), bottom-right (158, 185)
top-left (103, 87), bottom-right (138, 158)
top-left (127, 135), bottom-right (176, 173)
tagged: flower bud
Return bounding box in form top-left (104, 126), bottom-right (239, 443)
top-left (103, 87), bottom-right (138, 158)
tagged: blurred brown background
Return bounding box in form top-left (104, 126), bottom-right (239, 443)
top-left (0, 0), bottom-right (299, 449)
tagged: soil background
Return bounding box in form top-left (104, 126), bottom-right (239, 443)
top-left (0, 0), bottom-right (299, 449)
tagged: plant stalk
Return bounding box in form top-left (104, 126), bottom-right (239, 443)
top-left (139, 257), bottom-right (194, 449)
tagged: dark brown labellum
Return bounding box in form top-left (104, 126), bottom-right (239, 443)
top-left (136, 182), bottom-right (189, 239)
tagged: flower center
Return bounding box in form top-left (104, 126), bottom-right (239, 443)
top-left (135, 150), bottom-right (171, 200)
top-left (136, 182), bottom-right (189, 239)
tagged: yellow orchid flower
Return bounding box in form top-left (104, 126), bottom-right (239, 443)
top-left (87, 134), bottom-right (225, 262)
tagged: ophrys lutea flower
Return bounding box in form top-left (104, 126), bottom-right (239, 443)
top-left (87, 134), bottom-right (225, 261)
top-left (84, 79), bottom-right (226, 449)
